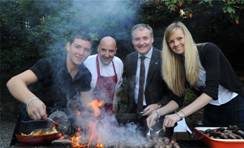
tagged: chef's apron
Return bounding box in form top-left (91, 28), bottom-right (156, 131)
top-left (94, 56), bottom-right (117, 112)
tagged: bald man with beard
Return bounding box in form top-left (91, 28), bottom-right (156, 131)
top-left (84, 36), bottom-right (123, 112)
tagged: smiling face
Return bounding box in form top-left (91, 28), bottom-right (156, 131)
top-left (132, 28), bottom-right (154, 55)
top-left (167, 28), bottom-right (185, 55)
top-left (98, 36), bottom-right (117, 65)
top-left (66, 38), bottom-right (92, 66)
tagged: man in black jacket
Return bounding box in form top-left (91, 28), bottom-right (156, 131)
top-left (123, 24), bottom-right (182, 128)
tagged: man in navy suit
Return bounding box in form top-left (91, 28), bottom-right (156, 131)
top-left (123, 24), bottom-right (182, 128)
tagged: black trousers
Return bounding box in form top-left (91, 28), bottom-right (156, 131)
top-left (203, 95), bottom-right (244, 129)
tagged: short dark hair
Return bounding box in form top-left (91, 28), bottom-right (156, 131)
top-left (69, 31), bottom-right (93, 44)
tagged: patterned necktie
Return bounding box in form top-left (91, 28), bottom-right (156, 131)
top-left (137, 55), bottom-right (146, 112)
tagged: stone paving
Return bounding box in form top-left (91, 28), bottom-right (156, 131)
top-left (0, 120), bottom-right (15, 148)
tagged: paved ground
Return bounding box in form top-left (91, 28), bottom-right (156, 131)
top-left (0, 120), bottom-right (15, 148)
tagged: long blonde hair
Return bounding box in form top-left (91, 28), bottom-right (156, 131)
top-left (162, 21), bottom-right (199, 96)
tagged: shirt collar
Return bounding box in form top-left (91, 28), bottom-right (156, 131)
top-left (138, 47), bottom-right (153, 59)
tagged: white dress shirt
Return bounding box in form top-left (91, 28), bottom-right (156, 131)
top-left (134, 47), bottom-right (153, 106)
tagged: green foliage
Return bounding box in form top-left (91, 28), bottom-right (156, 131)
top-left (0, 0), bottom-right (74, 73)
top-left (142, 0), bottom-right (244, 24)
top-left (162, 0), bottom-right (179, 12)
top-left (222, 0), bottom-right (244, 24)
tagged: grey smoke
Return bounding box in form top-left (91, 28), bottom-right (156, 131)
top-left (75, 110), bottom-right (148, 146)
top-left (32, 0), bottom-right (147, 145)
top-left (41, 0), bottom-right (140, 55)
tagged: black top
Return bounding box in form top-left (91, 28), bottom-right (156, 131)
top-left (30, 56), bottom-right (91, 112)
top-left (197, 42), bottom-right (244, 99)
top-left (124, 48), bottom-right (183, 113)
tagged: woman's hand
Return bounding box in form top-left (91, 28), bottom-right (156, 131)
top-left (162, 93), bottom-right (212, 128)
top-left (163, 113), bottom-right (181, 128)
top-left (26, 98), bottom-right (47, 120)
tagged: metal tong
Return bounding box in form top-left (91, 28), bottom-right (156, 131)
top-left (47, 117), bottom-right (58, 126)
top-left (147, 127), bottom-right (164, 138)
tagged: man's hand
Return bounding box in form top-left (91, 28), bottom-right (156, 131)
top-left (142, 103), bottom-right (161, 116)
top-left (26, 98), bottom-right (47, 120)
top-left (146, 110), bottom-right (159, 128)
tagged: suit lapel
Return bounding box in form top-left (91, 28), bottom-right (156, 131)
top-left (131, 53), bottom-right (138, 100)
top-left (130, 53), bottom-right (138, 76)
top-left (128, 52), bottom-right (138, 109)
top-left (146, 48), bottom-right (160, 87)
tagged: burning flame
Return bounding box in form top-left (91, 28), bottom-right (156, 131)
top-left (95, 144), bottom-right (104, 148)
top-left (71, 128), bottom-right (81, 148)
top-left (88, 99), bottom-right (104, 117)
top-left (71, 128), bottom-right (104, 148)
top-left (71, 99), bottom-right (105, 148)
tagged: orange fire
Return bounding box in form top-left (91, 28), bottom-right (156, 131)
top-left (70, 99), bottom-right (105, 148)
top-left (70, 127), bottom-right (105, 148)
top-left (88, 99), bottom-right (104, 117)
top-left (71, 128), bottom-right (81, 148)
top-left (95, 143), bottom-right (104, 148)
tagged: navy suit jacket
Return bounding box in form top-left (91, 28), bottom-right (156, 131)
top-left (124, 48), bottom-right (175, 113)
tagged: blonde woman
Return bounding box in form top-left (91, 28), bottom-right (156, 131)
top-left (147, 21), bottom-right (244, 129)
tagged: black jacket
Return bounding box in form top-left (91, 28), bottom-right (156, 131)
top-left (124, 48), bottom-right (182, 113)
top-left (197, 42), bottom-right (244, 99)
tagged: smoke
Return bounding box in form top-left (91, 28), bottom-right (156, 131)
top-left (40, 0), bottom-right (140, 55)
top-left (38, 0), bottom-right (141, 104)
top-left (38, 0), bottom-right (141, 110)
top-left (31, 0), bottom-right (148, 145)
top-left (97, 115), bottom-right (147, 146)
top-left (68, 0), bottom-right (138, 34)
top-left (75, 109), bottom-right (148, 146)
